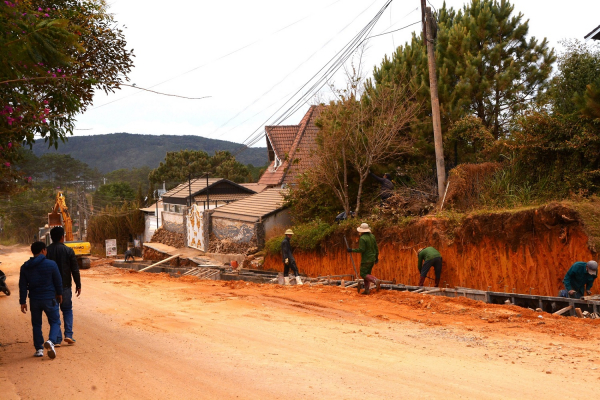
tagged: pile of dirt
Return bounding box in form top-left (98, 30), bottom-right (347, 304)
top-left (150, 227), bottom-right (184, 248)
top-left (208, 235), bottom-right (256, 255)
top-left (380, 188), bottom-right (436, 217)
top-left (142, 247), bottom-right (181, 266)
top-left (445, 162), bottom-right (501, 210)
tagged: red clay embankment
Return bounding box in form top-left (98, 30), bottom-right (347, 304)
top-left (264, 203), bottom-right (598, 296)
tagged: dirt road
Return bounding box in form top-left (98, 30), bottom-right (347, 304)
top-left (1, 245), bottom-right (598, 399)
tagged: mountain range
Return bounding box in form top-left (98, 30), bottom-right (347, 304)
top-left (31, 133), bottom-right (269, 173)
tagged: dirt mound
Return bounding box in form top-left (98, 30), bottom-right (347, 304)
top-left (262, 203), bottom-right (596, 296)
top-left (150, 227), bottom-right (184, 248)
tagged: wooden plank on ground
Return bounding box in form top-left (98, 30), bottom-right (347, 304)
top-left (553, 305), bottom-right (573, 316)
top-left (575, 308), bottom-right (584, 318)
top-left (138, 254), bottom-right (180, 272)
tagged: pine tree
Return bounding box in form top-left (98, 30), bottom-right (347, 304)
top-left (371, 0), bottom-right (555, 141)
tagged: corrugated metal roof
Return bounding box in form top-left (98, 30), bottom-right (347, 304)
top-left (140, 200), bottom-right (163, 213)
top-left (239, 183), bottom-right (269, 193)
top-left (163, 178), bottom-right (223, 199)
top-left (211, 189), bottom-right (287, 221)
top-left (193, 193), bottom-right (252, 202)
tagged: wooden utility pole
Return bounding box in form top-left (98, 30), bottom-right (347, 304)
top-left (421, 0), bottom-right (446, 200)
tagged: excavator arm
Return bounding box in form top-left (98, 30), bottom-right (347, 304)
top-left (48, 192), bottom-right (73, 241)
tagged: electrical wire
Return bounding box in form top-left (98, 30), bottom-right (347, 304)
top-left (237, 0), bottom-right (395, 153)
top-left (89, 0), bottom-right (346, 112)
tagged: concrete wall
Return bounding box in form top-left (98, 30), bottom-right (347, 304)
top-left (212, 217), bottom-right (255, 243)
top-left (144, 215), bottom-right (162, 242)
top-left (263, 209), bottom-right (292, 240)
top-left (162, 211), bottom-right (184, 234)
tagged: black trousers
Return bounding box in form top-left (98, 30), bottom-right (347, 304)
top-left (284, 261), bottom-right (299, 277)
top-left (420, 257), bottom-right (442, 280)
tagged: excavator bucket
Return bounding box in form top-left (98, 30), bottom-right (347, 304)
top-left (48, 212), bottom-right (62, 227)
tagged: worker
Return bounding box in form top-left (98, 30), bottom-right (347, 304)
top-left (46, 226), bottom-right (81, 346)
top-left (369, 171), bottom-right (394, 204)
top-left (347, 223), bottom-right (380, 295)
top-left (19, 241), bottom-right (63, 358)
top-left (124, 248), bottom-right (135, 262)
top-left (561, 260), bottom-right (597, 299)
top-left (417, 246), bottom-right (442, 287)
top-left (281, 229), bottom-right (302, 285)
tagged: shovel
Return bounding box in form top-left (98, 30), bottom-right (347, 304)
top-left (343, 236), bottom-right (359, 287)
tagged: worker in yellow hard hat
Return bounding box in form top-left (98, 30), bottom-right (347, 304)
top-left (281, 229), bottom-right (302, 285)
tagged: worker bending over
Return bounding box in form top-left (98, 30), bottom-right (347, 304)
top-left (417, 246), bottom-right (442, 287)
top-left (281, 229), bottom-right (302, 285)
top-left (348, 223), bottom-right (380, 295)
top-left (561, 260), bottom-right (597, 299)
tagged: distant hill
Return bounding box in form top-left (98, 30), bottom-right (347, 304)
top-left (32, 133), bottom-right (269, 173)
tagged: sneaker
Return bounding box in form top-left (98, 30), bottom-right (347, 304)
top-left (34, 349), bottom-right (44, 357)
top-left (44, 340), bottom-right (56, 359)
top-left (64, 337), bottom-right (76, 344)
top-left (54, 342), bottom-right (61, 347)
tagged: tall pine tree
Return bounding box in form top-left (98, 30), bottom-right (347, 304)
top-left (371, 0), bottom-right (555, 141)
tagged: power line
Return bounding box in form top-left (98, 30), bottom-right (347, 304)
top-left (210, 0), bottom-right (381, 138)
top-left (237, 0), bottom-right (395, 152)
top-left (89, 0), bottom-right (346, 112)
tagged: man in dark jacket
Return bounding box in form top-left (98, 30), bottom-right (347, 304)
top-left (46, 226), bottom-right (81, 345)
top-left (369, 172), bottom-right (394, 204)
top-left (19, 241), bottom-right (63, 358)
top-left (348, 223), bottom-right (380, 295)
top-left (281, 229), bottom-right (302, 285)
top-left (562, 261), bottom-right (597, 299)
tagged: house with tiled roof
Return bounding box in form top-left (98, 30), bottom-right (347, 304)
top-left (258, 105), bottom-right (323, 187)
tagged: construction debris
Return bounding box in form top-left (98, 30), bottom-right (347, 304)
top-left (150, 228), bottom-right (185, 248)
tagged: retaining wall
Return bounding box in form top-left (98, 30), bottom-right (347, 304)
top-left (262, 204), bottom-right (598, 297)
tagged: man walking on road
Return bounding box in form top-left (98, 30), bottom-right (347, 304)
top-left (46, 226), bottom-right (81, 345)
top-left (281, 229), bottom-right (302, 285)
top-left (19, 241), bottom-right (63, 359)
top-left (348, 223), bottom-right (380, 295)
top-left (417, 247), bottom-right (442, 287)
top-left (561, 260), bottom-right (597, 299)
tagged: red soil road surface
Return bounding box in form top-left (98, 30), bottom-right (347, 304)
top-left (1, 244), bottom-right (599, 399)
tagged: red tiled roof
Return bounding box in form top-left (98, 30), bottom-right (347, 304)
top-left (258, 105), bottom-right (323, 187)
top-left (265, 126), bottom-right (298, 160)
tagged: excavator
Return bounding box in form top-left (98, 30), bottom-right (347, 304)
top-left (38, 192), bottom-right (92, 269)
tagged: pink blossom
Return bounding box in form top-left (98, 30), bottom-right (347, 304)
top-left (27, 177), bottom-right (32, 183)
top-left (43, 100), bottom-right (48, 104)
top-left (7, 142), bottom-right (12, 148)
top-left (4, 162), bottom-right (10, 167)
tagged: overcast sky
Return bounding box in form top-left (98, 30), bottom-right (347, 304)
top-left (73, 0), bottom-right (599, 146)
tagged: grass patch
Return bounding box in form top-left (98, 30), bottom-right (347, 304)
top-left (567, 197), bottom-right (600, 251)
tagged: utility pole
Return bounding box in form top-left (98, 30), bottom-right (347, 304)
top-left (421, 0), bottom-right (446, 200)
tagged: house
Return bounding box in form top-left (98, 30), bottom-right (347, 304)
top-left (258, 105), bottom-right (323, 187)
top-left (160, 178), bottom-right (258, 236)
top-left (585, 25), bottom-right (600, 41)
top-left (209, 189), bottom-right (290, 250)
top-left (140, 200), bottom-right (163, 242)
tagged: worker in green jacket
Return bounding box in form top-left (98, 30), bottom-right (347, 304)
top-left (417, 246), bottom-right (442, 287)
top-left (347, 223), bottom-right (379, 295)
top-left (562, 261), bottom-right (597, 299)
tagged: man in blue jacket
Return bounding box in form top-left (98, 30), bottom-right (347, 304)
top-left (19, 241), bottom-right (63, 359)
top-left (562, 260), bottom-right (598, 299)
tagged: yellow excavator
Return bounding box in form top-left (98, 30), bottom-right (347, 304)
top-left (39, 192), bottom-right (92, 269)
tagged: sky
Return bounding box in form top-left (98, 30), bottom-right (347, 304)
top-left (73, 0), bottom-right (600, 146)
